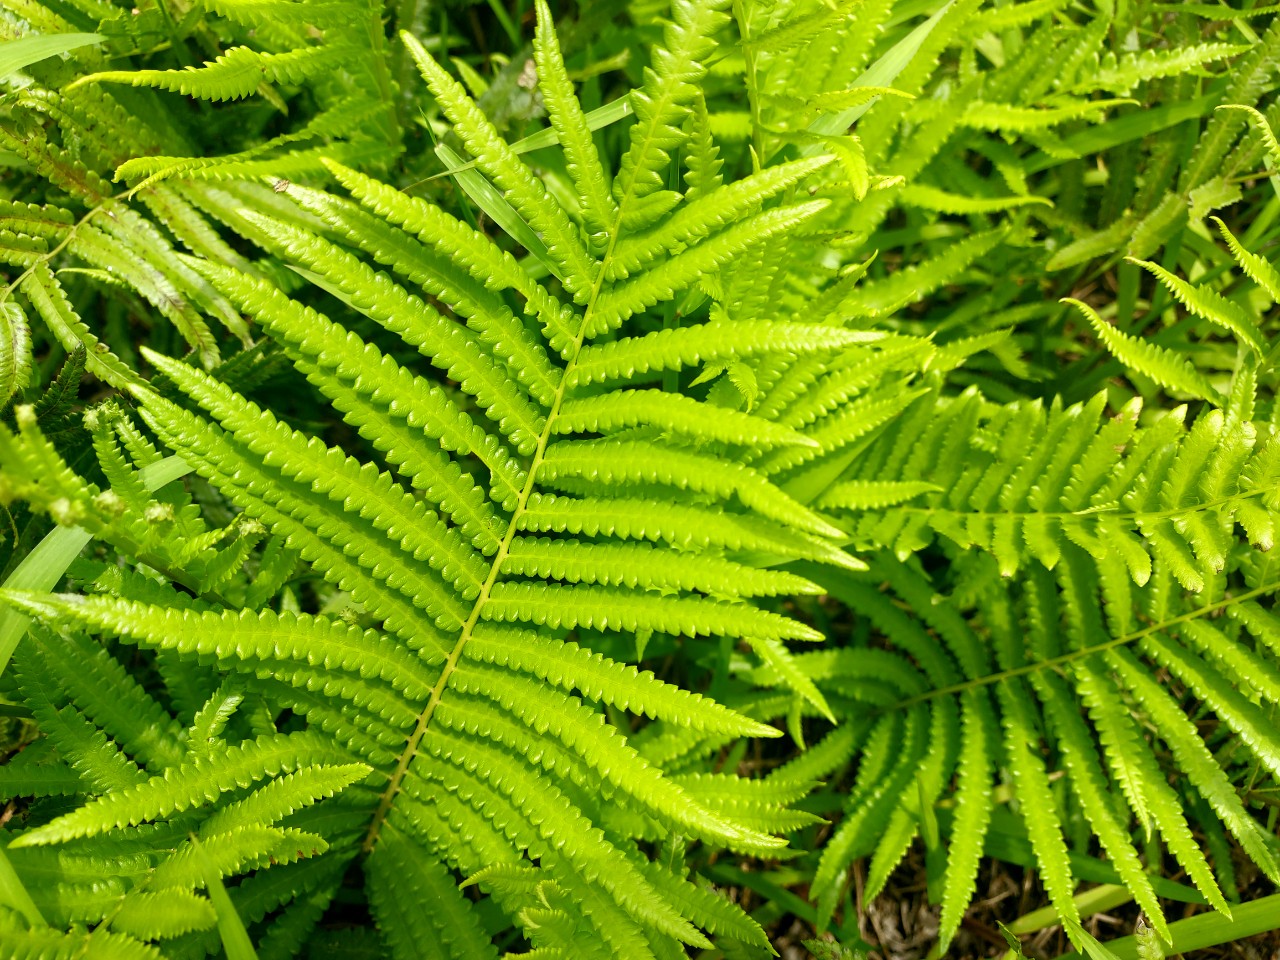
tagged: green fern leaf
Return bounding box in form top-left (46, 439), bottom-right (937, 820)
top-left (962, 98), bottom-right (1132, 132)
top-left (74, 45), bottom-right (344, 102)
top-left (555, 389), bottom-right (816, 448)
top-left (10, 732), bottom-right (351, 846)
top-left (0, 302), bottom-right (32, 409)
top-left (532, 0), bottom-right (618, 240)
top-left (404, 33), bottom-right (598, 295)
top-left (612, 0), bottom-right (732, 227)
top-left (1211, 216), bottom-right (1280, 302)
top-left (568, 321), bottom-right (870, 387)
top-left (1063, 298), bottom-right (1224, 403)
top-left (1126, 257), bottom-right (1265, 353)
top-left (464, 627), bottom-right (777, 738)
top-left (937, 690), bottom-right (995, 952)
top-left (1085, 44), bottom-right (1248, 94)
top-left (607, 156), bottom-right (834, 280)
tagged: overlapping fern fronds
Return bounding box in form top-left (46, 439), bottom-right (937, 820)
top-left (776, 217), bottom-right (1280, 954)
top-left (828, 389), bottom-right (1279, 590)
top-left (5, 1), bottom-right (1280, 956)
top-left (782, 541), bottom-right (1280, 954)
top-left (697, 0), bottom-right (1280, 404)
top-left (0, 0), bottom-right (399, 374)
top-left (0, 1), bottom-right (919, 955)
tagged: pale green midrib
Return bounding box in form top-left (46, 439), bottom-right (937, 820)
top-left (887, 484), bottom-right (1276, 524)
top-left (359, 342), bottom-right (580, 852)
top-left (362, 189), bottom-right (644, 853)
top-left (890, 577), bottom-right (1280, 711)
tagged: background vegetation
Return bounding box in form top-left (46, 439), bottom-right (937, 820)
top-left (4, 0), bottom-right (1280, 957)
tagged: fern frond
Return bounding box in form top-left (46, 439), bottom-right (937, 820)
top-left (516, 493), bottom-right (862, 570)
top-left (612, 0), bottom-right (732, 227)
top-left (319, 158), bottom-right (575, 357)
top-left (555, 389), bottom-right (815, 448)
top-left (19, 265), bottom-right (141, 389)
top-left (538, 438), bottom-right (840, 536)
top-left (4, 593), bottom-right (437, 703)
top-left (0, 302), bottom-right (32, 409)
top-left (231, 212), bottom-right (549, 452)
top-left (568, 321), bottom-right (869, 387)
top-left (532, 0), bottom-right (618, 240)
top-left (606, 155), bottom-right (833, 280)
top-left (196, 0), bottom-right (362, 28)
top-left (15, 2), bottom-right (1264, 953)
top-left (1211, 216), bottom-right (1280, 302)
top-left (817, 480), bottom-right (941, 510)
top-left (75, 45), bottom-right (345, 101)
top-left (937, 690), bottom-right (996, 952)
top-left (308, 192), bottom-right (560, 408)
top-left (1109, 646), bottom-right (1280, 883)
top-left (464, 626), bottom-right (779, 739)
top-left (443, 665), bottom-right (781, 853)
top-left (898, 184), bottom-right (1051, 214)
top-left (111, 890), bottom-right (218, 940)
top-left (501, 538), bottom-right (822, 597)
top-left (587, 199), bottom-right (830, 335)
top-left (838, 230), bottom-right (1005, 320)
top-left (143, 349), bottom-right (488, 609)
top-left (185, 261), bottom-right (517, 541)
top-left (404, 34), bottom-right (598, 295)
top-left (962, 98), bottom-right (1132, 132)
top-left (1125, 258), bottom-right (1265, 354)
top-left (10, 731), bottom-right (350, 846)
top-left (0, 923), bottom-right (164, 960)
top-left (968, 0), bottom-right (1070, 31)
top-left (1064, 298), bottom-right (1224, 404)
top-left (482, 582), bottom-right (822, 642)
top-left (682, 91), bottom-right (723, 202)
top-left (1085, 43), bottom-right (1248, 94)
top-left (368, 823), bottom-right (499, 960)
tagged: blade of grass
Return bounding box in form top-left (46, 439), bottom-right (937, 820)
top-left (417, 96), bottom-right (633, 183)
top-left (194, 836), bottom-right (259, 960)
top-left (1024, 96), bottom-right (1216, 174)
top-left (0, 33), bottom-right (103, 79)
top-left (0, 841), bottom-right (44, 926)
top-left (1008, 885), bottom-right (1134, 935)
top-left (434, 141), bottom-right (563, 280)
top-left (1054, 894), bottom-right (1280, 960)
top-left (483, 0), bottom-right (521, 48)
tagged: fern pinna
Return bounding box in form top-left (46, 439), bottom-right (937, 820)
top-left (0, 1), bottom-right (876, 956)
top-left (766, 219), bottom-right (1280, 953)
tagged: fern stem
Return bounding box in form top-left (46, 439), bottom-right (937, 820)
top-left (364, 108), bottom-right (684, 847)
top-left (731, 0), bottom-right (766, 162)
top-left (0, 185), bottom-right (147, 309)
top-left (364, 219), bottom-right (626, 855)
top-left (363, 0), bottom-right (403, 158)
top-left (359, 399), bottom-right (562, 851)
top-left (893, 576), bottom-right (1280, 710)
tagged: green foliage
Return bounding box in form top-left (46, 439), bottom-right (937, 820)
top-left (770, 218), bottom-right (1280, 954)
top-left (3, 0), bottom-right (1280, 957)
top-left (2, 0), bottom-right (866, 955)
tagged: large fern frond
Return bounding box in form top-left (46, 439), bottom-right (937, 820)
top-left (0, 5), bottom-right (877, 956)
